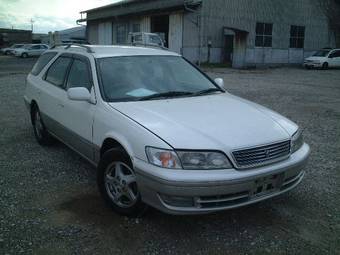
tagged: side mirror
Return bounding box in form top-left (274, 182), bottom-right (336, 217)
top-left (67, 87), bottom-right (91, 102)
top-left (214, 78), bottom-right (225, 90)
top-left (328, 54), bottom-right (334, 59)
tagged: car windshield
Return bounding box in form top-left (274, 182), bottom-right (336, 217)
top-left (98, 56), bottom-right (221, 102)
top-left (313, 50), bottom-right (330, 57)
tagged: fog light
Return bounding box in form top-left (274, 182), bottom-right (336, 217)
top-left (159, 194), bottom-right (194, 207)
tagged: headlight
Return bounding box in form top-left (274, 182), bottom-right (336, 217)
top-left (177, 151), bottom-right (232, 170)
top-left (146, 147), bottom-right (182, 169)
top-left (146, 147), bottom-right (233, 170)
top-left (291, 129), bottom-right (304, 153)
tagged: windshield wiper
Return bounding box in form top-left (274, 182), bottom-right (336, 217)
top-left (139, 91), bottom-right (194, 101)
top-left (194, 88), bottom-right (223, 96)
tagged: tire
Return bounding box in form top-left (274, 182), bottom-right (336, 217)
top-left (31, 105), bottom-right (54, 145)
top-left (4, 51), bottom-right (9, 55)
top-left (322, 62), bottom-right (329, 70)
top-left (97, 148), bottom-right (147, 217)
top-left (22, 53), bottom-right (28, 58)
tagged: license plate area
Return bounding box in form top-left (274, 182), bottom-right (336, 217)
top-left (251, 173), bottom-right (284, 197)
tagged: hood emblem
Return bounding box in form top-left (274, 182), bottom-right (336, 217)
top-left (265, 150), bottom-right (270, 158)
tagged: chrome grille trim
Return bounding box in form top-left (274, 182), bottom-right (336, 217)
top-left (232, 140), bottom-right (291, 169)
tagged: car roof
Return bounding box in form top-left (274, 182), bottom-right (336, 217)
top-left (50, 45), bottom-right (180, 58)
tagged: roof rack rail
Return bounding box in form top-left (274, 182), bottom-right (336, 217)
top-left (50, 43), bottom-right (94, 53)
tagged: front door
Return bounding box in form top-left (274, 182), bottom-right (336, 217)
top-left (60, 55), bottom-right (96, 161)
top-left (224, 35), bottom-right (234, 64)
top-left (329, 50), bottom-right (340, 67)
top-left (30, 45), bottom-right (41, 56)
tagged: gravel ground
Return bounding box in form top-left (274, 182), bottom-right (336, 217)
top-left (0, 55), bottom-right (339, 255)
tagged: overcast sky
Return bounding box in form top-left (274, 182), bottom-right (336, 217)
top-left (0, 0), bottom-right (119, 33)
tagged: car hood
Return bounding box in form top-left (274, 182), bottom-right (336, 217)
top-left (108, 93), bottom-right (297, 151)
top-left (305, 56), bottom-right (326, 61)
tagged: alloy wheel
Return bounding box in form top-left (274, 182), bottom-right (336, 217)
top-left (104, 161), bottom-right (139, 208)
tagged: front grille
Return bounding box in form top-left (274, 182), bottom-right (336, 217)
top-left (232, 140), bottom-right (291, 169)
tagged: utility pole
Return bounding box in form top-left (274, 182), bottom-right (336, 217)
top-left (30, 18), bottom-right (35, 32)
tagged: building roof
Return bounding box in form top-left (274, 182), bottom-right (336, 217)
top-left (81, 0), bottom-right (137, 13)
top-left (57, 26), bottom-right (86, 35)
top-left (79, 0), bottom-right (201, 21)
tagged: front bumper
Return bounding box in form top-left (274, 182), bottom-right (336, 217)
top-left (303, 62), bottom-right (322, 68)
top-left (134, 143), bottom-right (310, 215)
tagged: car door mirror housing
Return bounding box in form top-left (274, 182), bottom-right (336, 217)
top-left (214, 78), bottom-right (225, 90)
top-left (67, 87), bottom-right (91, 102)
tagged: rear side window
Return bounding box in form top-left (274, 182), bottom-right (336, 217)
top-left (66, 59), bottom-right (92, 91)
top-left (45, 56), bottom-right (72, 87)
top-left (31, 52), bottom-right (57, 76)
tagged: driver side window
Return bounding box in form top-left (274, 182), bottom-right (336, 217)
top-left (331, 50), bottom-right (340, 58)
top-left (66, 59), bottom-right (92, 92)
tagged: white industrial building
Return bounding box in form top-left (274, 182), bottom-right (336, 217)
top-left (79, 0), bottom-right (336, 67)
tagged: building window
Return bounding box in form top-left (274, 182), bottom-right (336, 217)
top-left (290, 25), bottom-right (305, 48)
top-left (117, 24), bottom-right (127, 44)
top-left (132, 23), bottom-right (140, 33)
top-left (255, 22), bottom-right (273, 47)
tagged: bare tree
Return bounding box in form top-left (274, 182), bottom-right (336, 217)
top-left (318, 0), bottom-right (340, 47)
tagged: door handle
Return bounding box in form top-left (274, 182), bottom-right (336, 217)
top-left (57, 103), bottom-right (65, 108)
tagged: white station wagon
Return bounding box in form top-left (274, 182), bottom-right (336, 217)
top-left (24, 44), bottom-right (310, 216)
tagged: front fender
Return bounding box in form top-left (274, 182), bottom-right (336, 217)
top-left (93, 103), bottom-right (172, 164)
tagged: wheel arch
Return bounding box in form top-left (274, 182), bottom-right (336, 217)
top-left (100, 136), bottom-right (134, 162)
top-left (30, 100), bottom-right (38, 124)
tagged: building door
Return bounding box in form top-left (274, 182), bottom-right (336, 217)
top-left (224, 35), bottom-right (234, 64)
top-left (151, 15), bottom-right (169, 47)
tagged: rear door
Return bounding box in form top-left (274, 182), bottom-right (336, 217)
top-left (39, 54), bottom-right (73, 139)
top-left (58, 54), bottom-right (96, 161)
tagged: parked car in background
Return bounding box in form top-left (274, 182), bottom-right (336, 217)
top-left (304, 48), bottom-right (340, 69)
top-left (0, 44), bottom-right (26, 55)
top-left (24, 44), bottom-right (310, 216)
top-left (128, 32), bottom-right (165, 48)
top-left (13, 44), bottom-right (49, 58)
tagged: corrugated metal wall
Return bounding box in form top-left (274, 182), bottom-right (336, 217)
top-left (98, 22), bottom-right (112, 45)
top-left (141, 17), bottom-right (151, 32)
top-left (169, 13), bottom-right (183, 54)
top-left (196, 0), bottom-right (334, 66)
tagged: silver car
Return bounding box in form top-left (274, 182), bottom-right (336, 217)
top-left (14, 44), bottom-right (49, 58)
top-left (24, 44), bottom-right (310, 216)
top-left (0, 44), bottom-right (26, 55)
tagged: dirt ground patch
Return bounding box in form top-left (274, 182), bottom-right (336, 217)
top-left (0, 56), bottom-right (339, 254)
